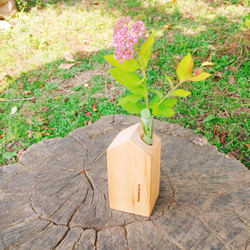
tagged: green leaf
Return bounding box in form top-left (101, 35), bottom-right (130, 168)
top-left (202, 114), bottom-right (217, 123)
top-left (118, 94), bottom-right (143, 105)
top-left (148, 88), bottom-right (163, 98)
top-left (104, 54), bottom-right (140, 72)
top-left (130, 85), bottom-right (147, 97)
top-left (152, 106), bottom-right (175, 117)
top-left (149, 97), bottom-right (177, 117)
top-left (176, 53), bottom-right (193, 82)
top-left (189, 72), bottom-right (211, 82)
top-left (165, 74), bottom-right (174, 89)
top-left (172, 89), bottom-right (191, 97)
top-left (160, 98), bottom-right (178, 108)
top-left (118, 94), bottom-right (145, 114)
top-left (109, 68), bottom-right (141, 89)
top-left (149, 95), bottom-right (161, 109)
top-left (2, 151), bottom-right (17, 160)
top-left (118, 101), bottom-right (146, 114)
top-left (139, 34), bottom-right (155, 70)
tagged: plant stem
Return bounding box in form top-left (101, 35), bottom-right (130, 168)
top-left (134, 44), bottom-right (148, 108)
top-left (158, 77), bottom-right (189, 106)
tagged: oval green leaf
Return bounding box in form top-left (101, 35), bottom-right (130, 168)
top-left (152, 106), bottom-right (175, 117)
top-left (104, 54), bottom-right (140, 72)
top-left (2, 151), bottom-right (17, 160)
top-left (118, 101), bottom-right (146, 114)
top-left (118, 94), bottom-right (143, 105)
top-left (148, 88), bottom-right (164, 98)
top-left (109, 68), bottom-right (141, 89)
top-left (160, 98), bottom-right (178, 108)
top-left (139, 34), bottom-right (155, 70)
top-left (176, 53), bottom-right (193, 82)
top-left (172, 89), bottom-right (191, 97)
top-left (165, 74), bottom-right (174, 89)
top-left (189, 72), bottom-right (211, 82)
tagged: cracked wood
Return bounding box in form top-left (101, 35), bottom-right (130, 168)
top-left (0, 115), bottom-right (249, 249)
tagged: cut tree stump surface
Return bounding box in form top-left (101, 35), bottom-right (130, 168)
top-left (0, 115), bottom-right (249, 249)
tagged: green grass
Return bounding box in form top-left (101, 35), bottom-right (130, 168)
top-left (0, 0), bottom-right (249, 168)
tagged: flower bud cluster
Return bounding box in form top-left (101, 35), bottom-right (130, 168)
top-left (113, 16), bottom-right (146, 64)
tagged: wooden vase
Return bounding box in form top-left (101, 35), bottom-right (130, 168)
top-left (107, 122), bottom-right (161, 217)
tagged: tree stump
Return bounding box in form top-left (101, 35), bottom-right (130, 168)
top-left (0, 115), bottom-right (249, 249)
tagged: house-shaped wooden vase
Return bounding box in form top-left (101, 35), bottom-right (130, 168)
top-left (107, 123), bottom-right (161, 217)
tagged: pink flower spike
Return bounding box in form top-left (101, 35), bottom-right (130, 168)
top-left (113, 17), bottom-right (146, 62)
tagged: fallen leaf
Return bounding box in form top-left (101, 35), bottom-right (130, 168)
top-left (213, 86), bottom-right (219, 93)
top-left (58, 62), bottom-right (81, 70)
top-left (201, 61), bottom-right (214, 67)
top-left (63, 51), bottom-right (75, 62)
top-left (2, 72), bottom-right (12, 78)
top-left (152, 52), bottom-right (159, 59)
top-left (23, 91), bottom-right (33, 95)
top-left (88, 118), bottom-right (93, 125)
top-left (44, 132), bottom-right (51, 136)
top-left (215, 71), bottom-right (222, 77)
top-left (99, 113), bottom-right (102, 118)
top-left (164, 24), bottom-right (171, 29)
top-left (49, 68), bottom-right (57, 75)
top-left (18, 82), bottom-right (24, 89)
top-left (244, 118), bottom-right (247, 122)
top-left (208, 45), bottom-right (216, 50)
top-left (58, 63), bottom-right (76, 70)
top-left (26, 118), bottom-right (33, 126)
top-left (37, 133), bottom-right (43, 137)
top-left (173, 0), bottom-right (177, 3)
top-left (10, 106), bottom-right (17, 115)
top-left (62, 98), bottom-right (69, 103)
top-left (92, 104), bottom-right (98, 112)
top-left (227, 152), bottom-right (236, 158)
top-left (0, 98), bottom-right (6, 101)
top-left (51, 128), bottom-right (55, 131)
top-left (228, 76), bottom-right (235, 84)
top-left (0, 132), bottom-right (6, 138)
top-left (173, 55), bottom-right (181, 60)
top-left (86, 111), bottom-right (91, 117)
top-left (213, 125), bottom-right (217, 136)
top-left (17, 148), bottom-right (24, 158)
top-left (245, 144), bottom-right (250, 149)
top-left (26, 130), bottom-right (35, 134)
top-left (219, 132), bottom-right (226, 144)
top-left (83, 121), bottom-right (88, 125)
top-left (26, 130), bottom-right (35, 137)
top-left (54, 96), bottom-right (61, 100)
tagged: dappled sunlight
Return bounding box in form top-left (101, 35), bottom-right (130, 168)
top-left (1, 0), bottom-right (249, 92)
top-left (142, 0), bottom-right (249, 22)
top-left (176, 25), bottom-right (208, 36)
top-left (0, 1), bottom-right (118, 91)
top-left (0, 0), bottom-right (249, 168)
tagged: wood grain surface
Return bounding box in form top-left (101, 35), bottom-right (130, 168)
top-left (0, 115), bottom-right (249, 249)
